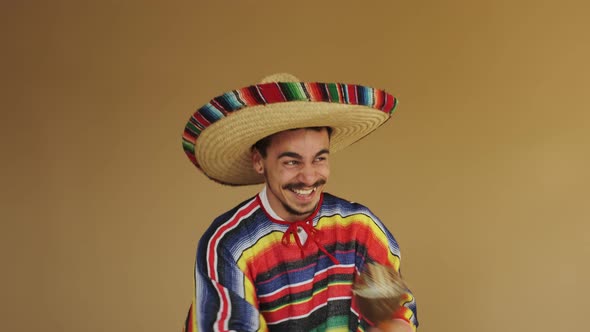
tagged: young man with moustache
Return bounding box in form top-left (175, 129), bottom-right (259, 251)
top-left (181, 74), bottom-right (418, 332)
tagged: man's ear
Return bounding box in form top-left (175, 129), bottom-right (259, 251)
top-left (252, 149), bottom-right (264, 175)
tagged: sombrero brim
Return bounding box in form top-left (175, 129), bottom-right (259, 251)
top-left (182, 81), bottom-right (397, 185)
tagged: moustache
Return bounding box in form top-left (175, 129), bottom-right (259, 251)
top-left (283, 179), bottom-right (326, 191)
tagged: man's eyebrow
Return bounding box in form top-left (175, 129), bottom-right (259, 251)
top-left (315, 149), bottom-right (330, 157)
top-left (277, 152), bottom-right (303, 159)
top-left (277, 149), bottom-right (329, 159)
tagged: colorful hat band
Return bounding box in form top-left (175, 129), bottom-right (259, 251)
top-left (182, 81), bottom-right (397, 171)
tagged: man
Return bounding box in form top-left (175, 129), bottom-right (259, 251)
top-left (181, 73), bottom-right (418, 331)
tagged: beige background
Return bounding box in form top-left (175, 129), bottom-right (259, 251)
top-left (2, 0), bottom-right (589, 331)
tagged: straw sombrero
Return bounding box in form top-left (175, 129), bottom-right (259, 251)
top-left (182, 73), bottom-right (398, 185)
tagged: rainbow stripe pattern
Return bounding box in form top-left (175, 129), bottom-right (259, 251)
top-left (182, 82), bottom-right (398, 171)
top-left (184, 193), bottom-right (418, 331)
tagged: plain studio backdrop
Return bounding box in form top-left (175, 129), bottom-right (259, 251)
top-left (2, 1), bottom-right (589, 331)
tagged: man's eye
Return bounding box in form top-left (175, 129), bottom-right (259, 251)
top-left (284, 160), bottom-right (298, 166)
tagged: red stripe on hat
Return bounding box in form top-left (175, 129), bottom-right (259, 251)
top-left (304, 83), bottom-right (319, 101)
top-left (306, 83), bottom-right (322, 102)
top-left (193, 113), bottom-right (211, 128)
top-left (236, 89), bottom-right (250, 106)
top-left (373, 90), bottom-right (384, 110)
top-left (257, 83), bottom-right (286, 104)
top-left (240, 88), bottom-right (259, 106)
top-left (346, 85), bottom-right (358, 104)
top-left (182, 130), bottom-right (197, 143)
top-left (383, 94), bottom-right (394, 112)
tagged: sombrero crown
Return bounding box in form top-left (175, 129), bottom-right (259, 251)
top-left (182, 73), bottom-right (398, 185)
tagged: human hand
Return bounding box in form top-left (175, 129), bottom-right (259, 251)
top-left (352, 263), bottom-right (408, 326)
top-left (368, 319), bottom-right (413, 332)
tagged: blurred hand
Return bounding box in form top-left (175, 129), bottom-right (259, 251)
top-left (368, 319), bottom-right (413, 332)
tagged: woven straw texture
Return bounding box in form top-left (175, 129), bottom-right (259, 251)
top-left (182, 74), bottom-right (397, 185)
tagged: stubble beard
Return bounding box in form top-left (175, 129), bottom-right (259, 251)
top-left (264, 170), bottom-right (326, 219)
top-left (281, 201), bottom-right (315, 218)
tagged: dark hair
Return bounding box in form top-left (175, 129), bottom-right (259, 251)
top-left (252, 126), bottom-right (333, 158)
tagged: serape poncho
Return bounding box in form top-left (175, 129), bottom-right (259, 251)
top-left (184, 191), bottom-right (418, 331)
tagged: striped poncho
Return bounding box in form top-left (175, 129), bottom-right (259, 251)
top-left (184, 191), bottom-right (418, 331)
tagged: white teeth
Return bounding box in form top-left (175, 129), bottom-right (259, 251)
top-left (293, 187), bottom-right (316, 195)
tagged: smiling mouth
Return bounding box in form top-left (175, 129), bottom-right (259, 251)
top-left (291, 187), bottom-right (317, 196)
top-left (285, 180), bottom-right (326, 197)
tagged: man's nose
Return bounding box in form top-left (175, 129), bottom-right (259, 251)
top-left (298, 163), bottom-right (318, 185)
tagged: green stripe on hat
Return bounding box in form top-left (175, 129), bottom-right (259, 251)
top-left (182, 139), bottom-right (195, 154)
top-left (280, 82), bottom-right (307, 101)
top-left (186, 122), bottom-right (202, 136)
top-left (327, 83), bottom-right (340, 102)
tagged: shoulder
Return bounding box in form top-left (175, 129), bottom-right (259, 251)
top-left (198, 195), bottom-right (262, 247)
top-left (321, 193), bottom-right (393, 236)
top-left (322, 192), bottom-right (376, 217)
top-left (213, 195), bottom-right (261, 225)
top-left (322, 194), bottom-right (402, 254)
